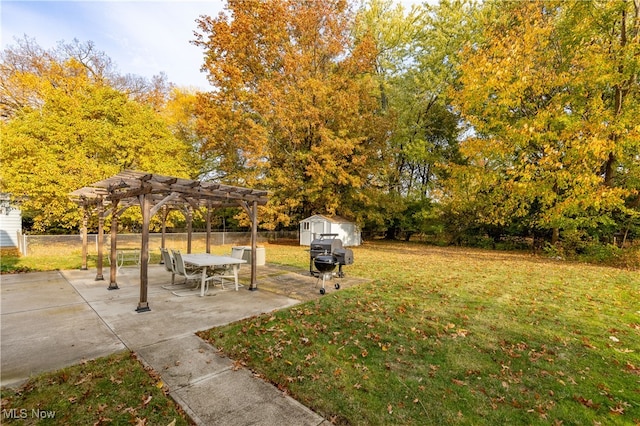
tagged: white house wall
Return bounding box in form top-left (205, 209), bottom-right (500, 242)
top-left (0, 209), bottom-right (21, 247)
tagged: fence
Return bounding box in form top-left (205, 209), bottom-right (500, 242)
top-left (17, 231), bottom-right (299, 257)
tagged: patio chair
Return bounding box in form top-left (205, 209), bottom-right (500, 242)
top-left (160, 248), bottom-right (191, 289)
top-left (172, 250), bottom-right (217, 296)
top-left (210, 246), bottom-right (245, 290)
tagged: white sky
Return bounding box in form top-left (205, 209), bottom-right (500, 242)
top-left (1, 0), bottom-right (422, 91)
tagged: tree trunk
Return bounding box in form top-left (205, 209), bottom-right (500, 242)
top-left (385, 224), bottom-right (398, 240)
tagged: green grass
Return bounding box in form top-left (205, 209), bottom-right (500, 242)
top-left (1, 251), bottom-right (162, 273)
top-left (2, 241), bottom-right (639, 424)
top-left (197, 241), bottom-right (640, 425)
top-left (0, 351), bottom-right (191, 425)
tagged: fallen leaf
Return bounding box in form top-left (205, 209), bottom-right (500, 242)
top-left (581, 338), bottom-right (596, 349)
top-left (574, 395), bottom-right (600, 410)
top-left (610, 404), bottom-right (625, 415)
top-left (625, 362), bottom-right (640, 375)
top-left (75, 373), bottom-right (93, 385)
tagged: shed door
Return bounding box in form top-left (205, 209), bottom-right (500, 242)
top-left (312, 221), bottom-right (325, 240)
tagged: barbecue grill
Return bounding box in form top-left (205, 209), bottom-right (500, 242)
top-left (309, 234), bottom-right (354, 294)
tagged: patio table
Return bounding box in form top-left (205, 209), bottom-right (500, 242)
top-left (181, 253), bottom-right (247, 296)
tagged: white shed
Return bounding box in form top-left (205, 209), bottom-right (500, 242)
top-left (0, 194), bottom-right (21, 248)
top-left (299, 214), bottom-right (361, 246)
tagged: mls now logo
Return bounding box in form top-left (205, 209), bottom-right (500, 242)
top-left (2, 409), bottom-right (28, 419)
top-left (2, 408), bottom-right (56, 419)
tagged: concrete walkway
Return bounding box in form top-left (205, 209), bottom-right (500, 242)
top-left (1, 263), bottom-right (368, 425)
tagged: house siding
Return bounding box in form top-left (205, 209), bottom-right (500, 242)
top-left (0, 209), bottom-right (21, 247)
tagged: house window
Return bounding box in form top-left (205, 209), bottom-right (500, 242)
top-left (302, 222), bottom-right (310, 231)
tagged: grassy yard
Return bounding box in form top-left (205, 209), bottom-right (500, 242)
top-left (198, 241), bottom-right (640, 425)
top-left (0, 352), bottom-right (190, 425)
top-left (1, 241), bottom-right (639, 425)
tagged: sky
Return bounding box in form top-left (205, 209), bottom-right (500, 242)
top-left (2, 1), bottom-right (226, 90)
top-left (1, 0), bottom-right (421, 91)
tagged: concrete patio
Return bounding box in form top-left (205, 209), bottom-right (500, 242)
top-left (0, 262), bottom-right (369, 425)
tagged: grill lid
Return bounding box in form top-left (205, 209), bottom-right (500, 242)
top-left (314, 255), bottom-right (337, 272)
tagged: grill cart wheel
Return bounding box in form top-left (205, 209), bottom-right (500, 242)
top-left (335, 283), bottom-right (340, 290)
top-left (320, 288), bottom-right (326, 295)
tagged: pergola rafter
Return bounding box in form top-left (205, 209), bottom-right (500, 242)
top-left (69, 170), bottom-right (268, 312)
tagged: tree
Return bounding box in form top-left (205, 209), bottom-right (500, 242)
top-left (353, 0), bottom-right (476, 238)
top-left (0, 37), bottom-right (172, 120)
top-left (193, 0), bottom-right (391, 229)
top-left (447, 0), bottom-right (639, 245)
top-left (0, 41), bottom-right (195, 231)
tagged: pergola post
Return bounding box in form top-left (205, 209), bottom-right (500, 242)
top-left (108, 200), bottom-right (120, 290)
top-left (250, 200), bottom-right (258, 290)
top-left (95, 198), bottom-right (105, 281)
top-left (81, 204), bottom-right (89, 270)
top-left (160, 206), bottom-right (168, 264)
top-left (186, 207), bottom-right (193, 254)
top-left (205, 203), bottom-right (212, 254)
top-left (136, 194), bottom-right (151, 313)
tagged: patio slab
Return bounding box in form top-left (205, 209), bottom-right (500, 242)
top-left (1, 272), bottom-right (126, 387)
top-left (0, 263), bottom-right (367, 424)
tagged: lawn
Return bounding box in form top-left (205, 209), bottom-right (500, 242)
top-left (1, 241), bottom-right (639, 425)
top-left (0, 352), bottom-right (190, 425)
top-left (198, 241), bottom-right (640, 425)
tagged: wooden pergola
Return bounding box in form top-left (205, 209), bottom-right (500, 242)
top-left (69, 170), bottom-right (268, 312)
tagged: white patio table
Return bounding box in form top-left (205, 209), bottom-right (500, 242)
top-left (181, 253), bottom-right (247, 296)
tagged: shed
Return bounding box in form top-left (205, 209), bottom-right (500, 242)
top-left (300, 215), bottom-right (361, 246)
top-left (0, 194), bottom-right (21, 248)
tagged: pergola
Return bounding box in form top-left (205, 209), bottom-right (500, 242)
top-left (69, 170), bottom-right (268, 312)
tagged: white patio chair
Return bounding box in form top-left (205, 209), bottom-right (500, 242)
top-left (160, 248), bottom-right (191, 289)
top-left (210, 246), bottom-right (245, 289)
top-left (172, 250), bottom-right (217, 296)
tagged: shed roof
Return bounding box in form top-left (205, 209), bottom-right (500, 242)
top-left (301, 214), bottom-right (354, 224)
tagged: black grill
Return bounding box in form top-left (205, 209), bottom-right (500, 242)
top-left (313, 254), bottom-right (337, 273)
top-left (309, 234), bottom-right (354, 278)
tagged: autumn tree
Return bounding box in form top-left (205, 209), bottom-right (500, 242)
top-left (446, 0), bottom-right (640, 246)
top-left (353, 0), bottom-right (476, 238)
top-left (0, 39), bottom-right (196, 231)
top-left (193, 0), bottom-right (391, 228)
top-left (0, 37), bottom-right (173, 120)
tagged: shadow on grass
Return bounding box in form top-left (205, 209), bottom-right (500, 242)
top-left (0, 255), bottom-right (34, 274)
